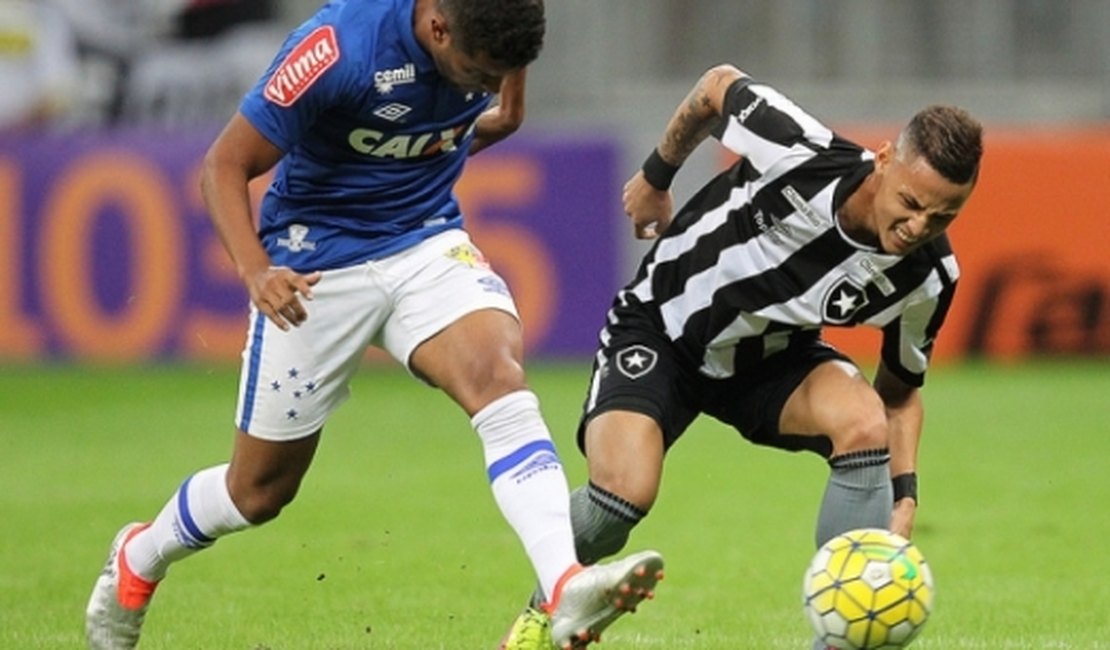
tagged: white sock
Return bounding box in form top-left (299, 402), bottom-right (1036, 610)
top-left (472, 390), bottom-right (577, 601)
top-left (125, 464), bottom-right (251, 581)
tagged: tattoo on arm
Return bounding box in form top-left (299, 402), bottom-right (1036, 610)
top-left (658, 69), bottom-right (727, 166)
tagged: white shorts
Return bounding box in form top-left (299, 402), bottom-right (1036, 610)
top-left (234, 229), bottom-right (519, 441)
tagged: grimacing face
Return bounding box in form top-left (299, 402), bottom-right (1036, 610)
top-left (870, 141), bottom-right (976, 256)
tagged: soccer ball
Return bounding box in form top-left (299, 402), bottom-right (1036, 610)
top-left (802, 528), bottom-right (934, 649)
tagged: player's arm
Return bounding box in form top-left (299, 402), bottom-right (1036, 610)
top-left (873, 361), bottom-right (923, 539)
top-left (469, 68), bottom-right (527, 155)
top-left (623, 64), bottom-right (745, 239)
top-left (200, 112), bottom-right (321, 331)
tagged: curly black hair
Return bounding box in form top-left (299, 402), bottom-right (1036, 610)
top-left (439, 0), bottom-right (545, 68)
top-left (900, 105), bottom-right (984, 185)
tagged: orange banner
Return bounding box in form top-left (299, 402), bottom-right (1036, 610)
top-left (792, 126), bottom-right (1110, 361)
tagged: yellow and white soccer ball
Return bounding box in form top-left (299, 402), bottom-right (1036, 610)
top-left (802, 528), bottom-right (934, 649)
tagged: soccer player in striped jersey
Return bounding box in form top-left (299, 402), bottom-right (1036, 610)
top-left (507, 64), bottom-right (981, 648)
top-left (84, 2), bottom-right (662, 649)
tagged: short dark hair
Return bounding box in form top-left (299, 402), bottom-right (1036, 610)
top-left (899, 105), bottom-right (983, 185)
top-left (439, 0), bottom-right (545, 68)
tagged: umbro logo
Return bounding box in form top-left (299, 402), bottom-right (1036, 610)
top-left (373, 102), bottom-right (412, 122)
top-left (615, 345), bottom-right (658, 380)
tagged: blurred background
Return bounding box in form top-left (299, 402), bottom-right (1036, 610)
top-left (2, 0), bottom-right (1108, 365)
top-left (2, 4), bottom-right (1108, 646)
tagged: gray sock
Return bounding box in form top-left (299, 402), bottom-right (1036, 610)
top-left (527, 481), bottom-right (647, 608)
top-left (814, 449), bottom-right (892, 548)
top-left (572, 481), bottom-right (647, 564)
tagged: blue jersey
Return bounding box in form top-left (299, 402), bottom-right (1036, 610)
top-left (240, 0), bottom-right (493, 271)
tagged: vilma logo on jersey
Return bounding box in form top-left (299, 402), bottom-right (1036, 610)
top-left (264, 26), bottom-right (340, 107)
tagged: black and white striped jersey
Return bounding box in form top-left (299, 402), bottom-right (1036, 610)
top-left (613, 77), bottom-right (958, 387)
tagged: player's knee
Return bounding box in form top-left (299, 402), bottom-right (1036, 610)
top-left (463, 356), bottom-right (528, 411)
top-left (230, 480), bottom-right (301, 524)
top-left (485, 355), bottom-right (527, 394)
top-left (829, 412), bottom-right (889, 455)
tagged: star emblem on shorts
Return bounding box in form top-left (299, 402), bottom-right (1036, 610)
top-left (615, 344), bottom-right (658, 380)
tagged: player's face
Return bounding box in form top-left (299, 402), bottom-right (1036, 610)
top-left (425, 13), bottom-right (513, 94)
top-left (871, 143), bottom-right (975, 256)
top-left (436, 46), bottom-right (513, 94)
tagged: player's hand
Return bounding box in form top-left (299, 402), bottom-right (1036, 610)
top-left (245, 267), bottom-right (323, 331)
top-left (890, 497), bottom-right (917, 539)
top-left (623, 172), bottom-right (674, 239)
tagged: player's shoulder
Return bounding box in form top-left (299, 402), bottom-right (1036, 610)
top-left (920, 234), bottom-right (960, 285)
top-left (308, 0), bottom-right (403, 63)
top-left (328, 0), bottom-right (401, 33)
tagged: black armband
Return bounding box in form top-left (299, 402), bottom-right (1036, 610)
top-left (892, 472), bottom-right (918, 504)
top-left (641, 148), bottom-right (679, 191)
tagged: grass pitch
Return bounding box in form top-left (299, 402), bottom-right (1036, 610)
top-left (1, 359), bottom-right (1108, 649)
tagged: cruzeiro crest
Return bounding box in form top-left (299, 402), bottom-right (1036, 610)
top-left (615, 344), bottom-right (658, 380)
top-left (822, 277), bottom-right (869, 324)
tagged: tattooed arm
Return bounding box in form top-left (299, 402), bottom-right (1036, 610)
top-left (623, 64), bottom-right (745, 238)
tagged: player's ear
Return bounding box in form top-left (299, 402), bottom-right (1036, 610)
top-left (430, 11), bottom-right (451, 46)
top-left (874, 140), bottom-right (895, 172)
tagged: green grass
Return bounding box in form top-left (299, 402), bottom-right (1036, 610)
top-left (1, 359), bottom-right (1109, 649)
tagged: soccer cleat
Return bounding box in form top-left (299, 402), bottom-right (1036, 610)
top-left (545, 550), bottom-right (665, 649)
top-left (85, 523), bottom-right (160, 650)
top-left (498, 606), bottom-right (558, 650)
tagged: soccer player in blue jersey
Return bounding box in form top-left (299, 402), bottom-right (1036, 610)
top-left (84, 1), bottom-right (662, 648)
top-left (503, 64), bottom-right (983, 647)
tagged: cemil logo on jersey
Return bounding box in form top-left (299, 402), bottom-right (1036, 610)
top-left (374, 63), bottom-right (416, 94)
top-left (264, 26), bottom-right (340, 107)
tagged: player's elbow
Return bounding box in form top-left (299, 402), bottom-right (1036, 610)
top-left (704, 63), bottom-right (745, 83)
top-left (698, 64), bottom-right (746, 116)
top-left (703, 64), bottom-right (746, 92)
top-left (495, 101), bottom-right (526, 135)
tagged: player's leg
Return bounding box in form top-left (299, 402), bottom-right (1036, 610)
top-left (86, 432), bottom-right (320, 649)
top-left (502, 409), bottom-right (666, 647)
top-left (86, 265), bottom-right (383, 649)
top-left (716, 348), bottom-right (891, 650)
top-left (85, 432), bottom-right (320, 646)
top-left (411, 306), bottom-right (582, 602)
top-left (778, 359), bottom-right (893, 547)
top-left (531, 334), bottom-right (691, 647)
top-left (386, 230), bottom-right (663, 648)
top-left (569, 319), bottom-right (700, 568)
top-left (381, 231), bottom-right (574, 601)
top-left (125, 432), bottom-right (319, 577)
top-left (573, 411), bottom-right (662, 564)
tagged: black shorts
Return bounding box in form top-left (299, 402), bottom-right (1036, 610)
top-left (577, 309), bottom-right (850, 458)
